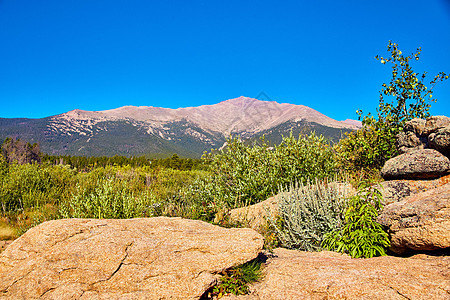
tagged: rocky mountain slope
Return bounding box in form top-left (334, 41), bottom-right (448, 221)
top-left (0, 96), bottom-right (360, 157)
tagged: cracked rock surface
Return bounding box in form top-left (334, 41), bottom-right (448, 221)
top-left (378, 182), bottom-right (450, 254)
top-left (381, 149), bottom-right (450, 180)
top-left (0, 217), bottom-right (263, 299)
top-left (226, 248), bottom-right (450, 300)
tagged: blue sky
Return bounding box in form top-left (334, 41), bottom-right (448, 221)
top-left (1, 0), bottom-right (449, 121)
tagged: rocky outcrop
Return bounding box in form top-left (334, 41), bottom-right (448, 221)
top-left (379, 116), bottom-right (450, 255)
top-left (379, 174), bottom-right (450, 205)
top-left (381, 149), bottom-right (450, 180)
top-left (403, 118), bottom-right (426, 136)
top-left (397, 116), bottom-right (450, 155)
top-left (377, 183), bottom-right (450, 254)
top-left (0, 217), bottom-right (264, 299)
top-left (225, 194), bottom-right (282, 233)
top-left (228, 248), bottom-right (450, 299)
top-left (396, 130), bottom-right (426, 154)
top-left (0, 240), bottom-right (12, 254)
top-left (429, 125), bottom-right (450, 156)
top-left (422, 115), bottom-right (450, 136)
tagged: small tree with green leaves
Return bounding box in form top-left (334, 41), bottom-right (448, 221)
top-left (369, 41), bottom-right (448, 125)
top-left (336, 41), bottom-right (448, 171)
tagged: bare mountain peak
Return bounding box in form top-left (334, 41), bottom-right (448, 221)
top-left (53, 97), bottom-right (359, 134)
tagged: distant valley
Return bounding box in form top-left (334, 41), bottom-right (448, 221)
top-left (0, 96), bottom-right (361, 158)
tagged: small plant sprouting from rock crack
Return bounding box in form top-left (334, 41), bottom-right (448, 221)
top-left (203, 257), bottom-right (263, 299)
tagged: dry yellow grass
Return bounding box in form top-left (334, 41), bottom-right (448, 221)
top-left (0, 223), bottom-right (16, 240)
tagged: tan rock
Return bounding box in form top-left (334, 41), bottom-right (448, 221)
top-left (404, 118), bottom-right (426, 136)
top-left (0, 240), bottom-right (13, 254)
top-left (226, 193), bottom-right (283, 233)
top-left (0, 217), bottom-right (264, 299)
top-left (379, 174), bottom-right (450, 205)
top-left (396, 131), bottom-right (426, 154)
top-left (378, 183), bottom-right (450, 254)
top-left (381, 149), bottom-right (450, 180)
top-left (429, 125), bottom-right (450, 156)
top-left (423, 115), bottom-right (450, 135)
top-left (231, 248), bottom-right (450, 299)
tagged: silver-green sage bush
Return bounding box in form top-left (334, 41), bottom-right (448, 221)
top-left (270, 179), bottom-right (349, 251)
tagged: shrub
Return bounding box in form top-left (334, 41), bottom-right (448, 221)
top-left (321, 180), bottom-right (390, 258)
top-left (269, 179), bottom-right (349, 251)
top-left (334, 124), bottom-right (393, 171)
top-left (191, 132), bottom-right (337, 214)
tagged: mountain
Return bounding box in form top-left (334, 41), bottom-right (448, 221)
top-left (0, 96), bottom-right (360, 158)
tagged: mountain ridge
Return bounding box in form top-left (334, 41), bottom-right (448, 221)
top-left (0, 96), bottom-right (360, 158)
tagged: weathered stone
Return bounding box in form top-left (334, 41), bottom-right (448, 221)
top-left (429, 125), bottom-right (450, 156)
top-left (378, 174), bottom-right (450, 205)
top-left (226, 194), bottom-right (282, 234)
top-left (404, 118), bottom-right (426, 136)
top-left (228, 248), bottom-right (450, 299)
top-left (381, 149), bottom-right (450, 180)
top-left (0, 240), bottom-right (12, 254)
top-left (0, 217), bottom-right (264, 299)
top-left (396, 131), bottom-right (426, 154)
top-left (378, 183), bottom-right (450, 254)
top-left (422, 115), bottom-right (450, 135)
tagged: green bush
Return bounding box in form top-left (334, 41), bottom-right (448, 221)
top-left (321, 181), bottom-right (390, 258)
top-left (334, 124), bottom-right (395, 171)
top-left (269, 179), bottom-right (349, 251)
top-left (190, 132), bottom-right (337, 214)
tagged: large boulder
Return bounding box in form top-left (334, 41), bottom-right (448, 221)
top-left (0, 217), bottom-right (264, 299)
top-left (422, 115), bottom-right (450, 136)
top-left (228, 248), bottom-right (450, 299)
top-left (379, 174), bottom-right (450, 205)
top-left (381, 149), bottom-right (450, 180)
top-left (396, 131), bottom-right (426, 154)
top-left (0, 240), bottom-right (12, 254)
top-left (377, 183), bottom-right (450, 254)
top-left (404, 118), bottom-right (426, 136)
top-left (429, 125), bottom-right (450, 156)
top-left (225, 194), bottom-right (282, 233)
top-left (396, 116), bottom-right (450, 155)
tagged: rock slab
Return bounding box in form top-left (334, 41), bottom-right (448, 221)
top-left (397, 116), bottom-right (450, 155)
top-left (381, 149), bottom-right (450, 180)
top-left (429, 125), bottom-right (450, 156)
top-left (226, 194), bottom-right (282, 233)
top-left (230, 248), bottom-right (450, 299)
top-left (0, 217), bottom-right (264, 299)
top-left (378, 174), bottom-right (450, 205)
top-left (378, 183), bottom-right (450, 254)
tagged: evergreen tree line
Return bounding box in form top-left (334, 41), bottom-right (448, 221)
top-left (1, 138), bottom-right (206, 171)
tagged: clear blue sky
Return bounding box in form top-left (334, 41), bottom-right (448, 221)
top-left (1, 0), bottom-right (449, 121)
